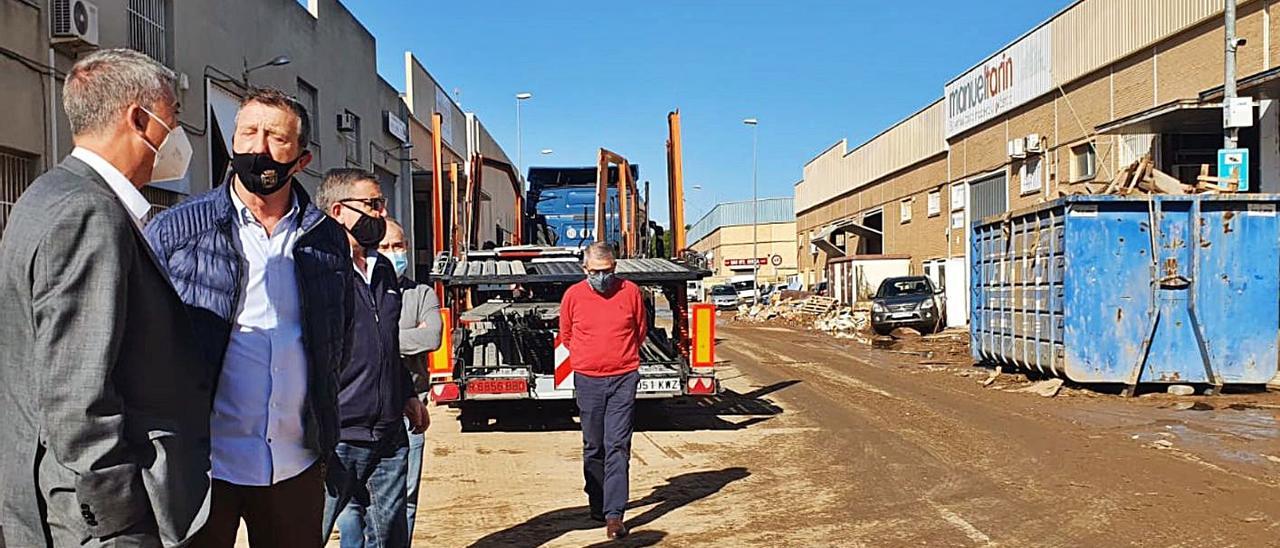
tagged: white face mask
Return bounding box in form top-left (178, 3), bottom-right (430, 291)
top-left (140, 106), bottom-right (193, 184)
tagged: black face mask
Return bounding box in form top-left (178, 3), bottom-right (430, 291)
top-left (341, 203), bottom-right (387, 249)
top-left (231, 151), bottom-right (302, 196)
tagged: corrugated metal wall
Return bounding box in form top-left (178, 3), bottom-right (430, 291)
top-left (1052, 0), bottom-right (1234, 85)
top-left (795, 101), bottom-right (946, 214)
top-left (689, 197), bottom-right (794, 245)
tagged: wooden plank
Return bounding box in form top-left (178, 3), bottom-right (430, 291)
top-left (1150, 168), bottom-right (1186, 195)
top-left (1123, 157), bottom-right (1150, 195)
top-left (1102, 164), bottom-right (1130, 195)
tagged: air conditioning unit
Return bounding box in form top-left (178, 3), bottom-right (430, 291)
top-left (1026, 133), bottom-right (1044, 154)
top-left (51, 0), bottom-right (100, 51)
top-left (1007, 138), bottom-right (1026, 159)
top-left (336, 112), bottom-right (358, 133)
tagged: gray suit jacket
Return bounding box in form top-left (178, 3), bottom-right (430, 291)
top-left (0, 157), bottom-right (213, 547)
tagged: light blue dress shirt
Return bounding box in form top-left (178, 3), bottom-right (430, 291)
top-left (210, 187), bottom-right (316, 486)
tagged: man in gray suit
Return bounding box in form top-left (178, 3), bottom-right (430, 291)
top-left (0, 49), bottom-right (212, 547)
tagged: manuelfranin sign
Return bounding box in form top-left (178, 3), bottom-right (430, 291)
top-left (945, 25), bottom-right (1052, 138)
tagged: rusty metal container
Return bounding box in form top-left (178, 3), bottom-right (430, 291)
top-left (970, 194), bottom-right (1280, 390)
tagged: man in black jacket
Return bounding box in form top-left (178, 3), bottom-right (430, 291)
top-left (317, 168), bottom-right (426, 547)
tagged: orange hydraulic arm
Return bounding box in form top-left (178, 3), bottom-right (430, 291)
top-left (465, 154), bottom-right (524, 250)
top-left (667, 110), bottom-right (687, 255)
top-left (594, 148), bottom-right (642, 257)
top-left (449, 162), bottom-right (460, 255)
top-left (431, 113), bottom-right (446, 297)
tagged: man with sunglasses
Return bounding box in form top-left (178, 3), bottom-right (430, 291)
top-left (559, 242), bottom-right (649, 540)
top-left (316, 169), bottom-right (426, 547)
top-left (145, 87), bottom-right (352, 546)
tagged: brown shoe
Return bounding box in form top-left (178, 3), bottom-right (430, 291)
top-left (606, 517), bottom-right (628, 539)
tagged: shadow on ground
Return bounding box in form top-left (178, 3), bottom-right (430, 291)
top-left (466, 467), bottom-right (751, 548)
top-left (454, 380), bottom-right (800, 433)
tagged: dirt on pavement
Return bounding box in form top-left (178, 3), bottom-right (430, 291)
top-left (410, 320), bottom-right (1280, 547)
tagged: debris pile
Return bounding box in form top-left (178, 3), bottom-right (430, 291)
top-left (812, 306), bottom-right (871, 340)
top-left (734, 296), bottom-right (870, 338)
top-left (1062, 156), bottom-right (1244, 197)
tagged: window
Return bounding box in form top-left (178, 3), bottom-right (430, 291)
top-left (900, 198), bottom-right (912, 223)
top-left (1070, 142), bottom-right (1098, 182)
top-left (950, 211), bottom-right (964, 229)
top-left (927, 191), bottom-right (941, 217)
top-left (297, 80), bottom-right (320, 146)
top-left (0, 149), bottom-right (37, 234)
top-left (340, 110), bottom-right (361, 165)
top-left (1019, 156), bottom-right (1043, 195)
top-left (127, 0), bottom-right (169, 65)
top-left (950, 183), bottom-right (965, 211)
top-left (297, 80), bottom-right (321, 168)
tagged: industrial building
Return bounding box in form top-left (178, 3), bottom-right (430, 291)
top-left (795, 0), bottom-right (1280, 328)
top-left (0, 0), bottom-right (519, 279)
top-left (688, 196), bottom-right (797, 289)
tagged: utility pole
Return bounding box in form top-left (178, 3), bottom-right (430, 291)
top-left (744, 118), bottom-right (759, 300)
top-left (1225, 0), bottom-right (1239, 149)
top-left (515, 92), bottom-right (532, 189)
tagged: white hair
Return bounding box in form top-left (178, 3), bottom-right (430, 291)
top-left (63, 48), bottom-right (176, 137)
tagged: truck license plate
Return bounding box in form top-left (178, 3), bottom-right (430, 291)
top-left (638, 378), bottom-right (681, 393)
top-left (467, 378), bottom-right (528, 395)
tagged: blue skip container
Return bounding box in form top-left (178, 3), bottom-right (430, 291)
top-left (970, 194), bottom-right (1280, 391)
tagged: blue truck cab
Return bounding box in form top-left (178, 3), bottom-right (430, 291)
top-left (527, 165), bottom-right (638, 248)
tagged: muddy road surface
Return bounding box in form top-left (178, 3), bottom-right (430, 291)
top-left (407, 321), bottom-right (1280, 547)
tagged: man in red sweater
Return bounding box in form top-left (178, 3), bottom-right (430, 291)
top-left (559, 242), bottom-right (649, 540)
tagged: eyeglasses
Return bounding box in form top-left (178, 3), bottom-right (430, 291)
top-left (339, 197), bottom-right (387, 212)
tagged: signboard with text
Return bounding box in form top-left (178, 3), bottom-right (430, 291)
top-left (944, 25), bottom-right (1052, 138)
top-left (435, 87), bottom-right (455, 146)
top-left (384, 111), bottom-right (408, 144)
top-left (1217, 148), bottom-right (1250, 191)
top-left (724, 258), bottom-right (768, 267)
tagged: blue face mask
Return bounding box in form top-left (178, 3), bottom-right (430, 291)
top-left (587, 271), bottom-right (617, 293)
top-left (387, 251), bottom-right (409, 278)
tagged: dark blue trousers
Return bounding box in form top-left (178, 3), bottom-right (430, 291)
top-left (574, 370), bottom-right (639, 520)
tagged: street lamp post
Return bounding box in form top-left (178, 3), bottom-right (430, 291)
top-left (744, 118), bottom-right (759, 301)
top-left (516, 92), bottom-right (532, 189)
top-left (242, 55), bottom-right (291, 86)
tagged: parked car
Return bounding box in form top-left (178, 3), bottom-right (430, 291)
top-left (758, 283), bottom-right (777, 304)
top-left (710, 284), bottom-right (740, 310)
top-left (870, 276), bottom-right (944, 335)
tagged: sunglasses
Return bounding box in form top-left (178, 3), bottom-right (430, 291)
top-left (339, 197), bottom-right (387, 212)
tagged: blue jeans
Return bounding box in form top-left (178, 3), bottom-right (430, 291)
top-left (575, 370), bottom-right (639, 520)
top-left (322, 431), bottom-right (410, 547)
top-left (405, 419), bottom-right (425, 538)
top-left (338, 419), bottom-right (425, 542)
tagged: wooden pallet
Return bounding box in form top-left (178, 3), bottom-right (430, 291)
top-left (800, 296), bottom-right (838, 315)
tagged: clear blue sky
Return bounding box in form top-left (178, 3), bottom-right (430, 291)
top-left (343, 1), bottom-right (1067, 226)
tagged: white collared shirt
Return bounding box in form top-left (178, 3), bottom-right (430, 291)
top-left (210, 187), bottom-right (316, 486)
top-left (70, 147), bottom-right (151, 229)
top-left (354, 249), bottom-right (379, 285)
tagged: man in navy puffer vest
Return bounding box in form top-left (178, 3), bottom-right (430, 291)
top-left (145, 87), bottom-right (353, 547)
